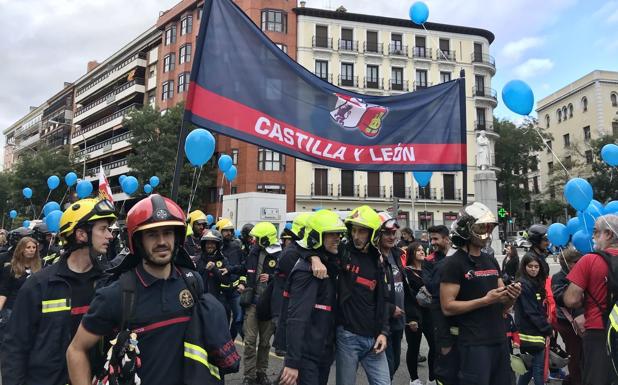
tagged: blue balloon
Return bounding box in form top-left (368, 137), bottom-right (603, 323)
top-left (413, 171), bottom-right (433, 188)
top-left (578, 204), bottom-right (601, 233)
top-left (601, 143), bottom-right (618, 167)
top-left (572, 230), bottom-right (593, 254)
top-left (9, 210), bottom-right (17, 219)
top-left (235, 229), bottom-right (241, 238)
top-left (121, 176), bottom-right (139, 195)
top-left (22, 187), bottom-right (32, 199)
top-left (206, 214), bottom-right (214, 225)
top-left (547, 223), bottom-right (569, 247)
top-left (409, 2), bottom-right (429, 24)
top-left (566, 217), bottom-right (580, 235)
top-left (590, 200), bottom-right (604, 215)
top-left (45, 210), bottom-right (63, 233)
top-left (47, 175), bottom-right (60, 190)
top-left (144, 184), bottom-right (153, 194)
top-left (43, 201), bottom-right (61, 217)
top-left (65, 172), bottom-right (78, 187)
top-left (22, 220), bottom-right (30, 228)
top-left (564, 178), bottom-right (593, 212)
top-left (502, 80), bottom-right (534, 116)
top-left (605, 201), bottom-right (618, 215)
top-left (285, 222), bottom-right (293, 230)
top-left (218, 155), bottom-right (233, 173)
top-left (119, 174), bottom-right (127, 184)
top-left (224, 165), bottom-right (237, 182)
top-left (149, 176), bottom-right (160, 188)
top-left (185, 129), bottom-right (215, 167)
top-left (76, 180), bottom-right (93, 198)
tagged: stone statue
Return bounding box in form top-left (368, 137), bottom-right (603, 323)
top-left (476, 130), bottom-right (491, 170)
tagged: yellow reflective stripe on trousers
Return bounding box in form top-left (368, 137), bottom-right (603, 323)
top-left (519, 333), bottom-right (545, 344)
top-left (41, 299), bottom-right (70, 313)
top-left (221, 279), bottom-right (241, 288)
top-left (184, 342), bottom-right (221, 380)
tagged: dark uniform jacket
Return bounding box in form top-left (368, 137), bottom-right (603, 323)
top-left (196, 250), bottom-right (232, 297)
top-left (245, 244), bottom-right (280, 305)
top-left (275, 247), bottom-right (338, 368)
top-left (220, 238), bottom-right (246, 290)
top-left (383, 247), bottom-right (418, 327)
top-left (272, 241), bottom-right (306, 320)
top-left (514, 276), bottom-right (552, 351)
top-left (184, 235), bottom-right (202, 259)
top-left (422, 249), bottom-right (457, 348)
top-left (1, 257), bottom-right (110, 385)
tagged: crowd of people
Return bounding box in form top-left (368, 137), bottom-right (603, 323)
top-left (0, 193), bottom-right (616, 385)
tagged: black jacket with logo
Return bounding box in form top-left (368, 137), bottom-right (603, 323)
top-left (221, 238), bottom-right (246, 290)
top-left (383, 247), bottom-right (418, 328)
top-left (196, 250), bottom-right (231, 297)
top-left (244, 244), bottom-right (280, 304)
top-left (514, 276), bottom-right (552, 351)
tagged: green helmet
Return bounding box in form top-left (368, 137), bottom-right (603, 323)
top-left (250, 222), bottom-right (278, 248)
top-left (304, 210), bottom-right (346, 249)
top-left (291, 212), bottom-right (311, 239)
top-left (345, 205), bottom-right (381, 247)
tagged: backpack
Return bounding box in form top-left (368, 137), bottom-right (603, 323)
top-left (93, 267), bottom-right (201, 385)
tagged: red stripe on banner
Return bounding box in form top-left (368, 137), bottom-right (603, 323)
top-left (188, 84), bottom-right (465, 166)
top-left (133, 316), bottom-right (191, 334)
top-left (355, 276), bottom-right (377, 291)
top-left (71, 306), bottom-right (90, 315)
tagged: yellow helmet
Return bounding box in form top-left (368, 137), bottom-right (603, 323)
top-left (304, 210), bottom-right (346, 249)
top-left (290, 212), bottom-right (311, 239)
top-left (216, 218), bottom-right (234, 231)
top-left (188, 210), bottom-right (207, 228)
top-left (345, 205), bottom-right (381, 247)
top-left (59, 199), bottom-right (116, 242)
top-left (249, 222), bottom-right (278, 248)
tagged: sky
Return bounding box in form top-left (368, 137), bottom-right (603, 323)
top-left (1, 0), bottom-right (617, 139)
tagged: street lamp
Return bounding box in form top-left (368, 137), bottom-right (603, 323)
top-left (48, 119), bottom-right (85, 178)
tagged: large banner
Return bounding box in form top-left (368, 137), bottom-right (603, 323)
top-left (185, 0), bottom-right (467, 171)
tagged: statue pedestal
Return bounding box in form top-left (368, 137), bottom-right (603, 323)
top-left (474, 169), bottom-right (502, 254)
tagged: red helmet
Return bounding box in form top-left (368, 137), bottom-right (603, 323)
top-left (126, 194), bottom-right (186, 254)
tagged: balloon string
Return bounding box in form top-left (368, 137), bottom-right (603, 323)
top-left (186, 167), bottom-right (198, 216)
top-left (218, 173), bottom-right (225, 220)
top-left (187, 166), bottom-right (203, 216)
top-left (59, 187), bottom-right (70, 207)
top-left (38, 191), bottom-right (53, 219)
top-left (420, 24), bottom-right (451, 65)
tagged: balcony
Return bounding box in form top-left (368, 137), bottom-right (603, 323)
top-left (86, 158), bottom-right (129, 178)
top-left (436, 49), bottom-right (456, 62)
top-left (473, 87), bottom-right (498, 106)
top-left (311, 183), bottom-right (334, 197)
top-left (74, 79), bottom-right (145, 124)
top-left (474, 120), bottom-right (496, 132)
top-left (471, 53), bottom-right (496, 75)
top-left (16, 133), bottom-right (40, 150)
top-left (72, 104), bottom-right (138, 142)
top-left (412, 47), bottom-right (432, 60)
top-left (413, 81), bottom-right (432, 91)
top-left (315, 73), bottom-right (333, 83)
top-left (338, 75), bottom-right (359, 88)
top-left (15, 121), bottom-right (41, 139)
top-left (365, 185), bottom-right (387, 199)
top-left (416, 187), bottom-right (438, 200)
top-left (338, 39), bottom-right (359, 53)
top-left (364, 42), bottom-right (383, 55)
top-left (312, 36), bottom-right (333, 50)
top-left (75, 131), bottom-right (132, 159)
top-left (75, 52), bottom-right (147, 103)
top-left (388, 44), bottom-right (408, 57)
top-left (338, 184), bottom-right (361, 198)
top-left (364, 78), bottom-right (384, 90)
top-left (389, 80), bottom-right (409, 92)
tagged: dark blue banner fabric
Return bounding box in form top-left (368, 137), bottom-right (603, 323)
top-left (185, 0), bottom-right (467, 171)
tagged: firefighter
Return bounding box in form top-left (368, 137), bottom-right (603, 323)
top-left (197, 229), bottom-right (232, 298)
top-left (185, 210), bottom-right (208, 260)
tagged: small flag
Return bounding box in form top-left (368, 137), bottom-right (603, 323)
top-left (98, 165), bottom-right (114, 204)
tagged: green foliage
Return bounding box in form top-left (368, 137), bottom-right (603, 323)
top-left (589, 134), bottom-right (618, 203)
top-left (125, 103), bottom-right (215, 209)
top-left (533, 199), bottom-right (567, 223)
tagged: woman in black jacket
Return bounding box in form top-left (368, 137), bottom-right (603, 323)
top-left (404, 241), bottom-right (435, 385)
top-left (502, 242), bottom-right (519, 285)
top-left (515, 254), bottom-right (552, 385)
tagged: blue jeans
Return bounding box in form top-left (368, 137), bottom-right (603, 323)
top-left (336, 326), bottom-right (390, 385)
top-left (517, 349), bottom-right (544, 385)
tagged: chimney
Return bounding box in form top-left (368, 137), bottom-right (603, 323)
top-left (87, 60), bottom-right (100, 73)
top-left (300, 1), bottom-right (306, 7)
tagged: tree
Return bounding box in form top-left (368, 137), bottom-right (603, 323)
top-left (588, 134), bottom-right (618, 202)
top-left (126, 103), bottom-right (216, 210)
top-left (533, 198), bottom-right (567, 223)
top-left (494, 117), bottom-right (549, 226)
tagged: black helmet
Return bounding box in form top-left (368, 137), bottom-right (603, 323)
top-left (450, 202), bottom-right (498, 247)
top-left (8, 227), bottom-right (33, 247)
top-left (201, 229), bottom-right (223, 248)
top-left (526, 224), bottom-right (548, 246)
top-left (33, 222), bottom-right (50, 243)
top-left (240, 223), bottom-right (254, 241)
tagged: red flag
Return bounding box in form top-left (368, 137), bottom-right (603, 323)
top-left (98, 165), bottom-right (114, 204)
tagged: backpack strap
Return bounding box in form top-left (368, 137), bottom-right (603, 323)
top-left (178, 267), bottom-right (203, 302)
top-left (585, 251), bottom-right (615, 326)
top-left (119, 271), bottom-right (137, 330)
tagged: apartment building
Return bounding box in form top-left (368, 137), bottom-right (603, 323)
top-left (532, 70), bottom-right (618, 200)
top-left (70, 27), bottom-right (161, 200)
top-left (293, 5), bottom-right (497, 229)
top-left (41, 83), bottom-right (74, 150)
top-left (2, 104), bottom-right (47, 170)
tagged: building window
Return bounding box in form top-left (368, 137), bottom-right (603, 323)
top-left (565, 155), bottom-right (572, 169)
top-left (391, 67), bottom-right (403, 90)
top-left (341, 170), bottom-right (355, 197)
top-left (443, 174), bottom-right (455, 200)
top-left (585, 150), bottom-right (593, 164)
top-left (341, 28), bottom-right (354, 51)
top-left (366, 65), bottom-right (379, 88)
top-left (390, 33), bottom-right (403, 54)
top-left (161, 80), bottom-right (174, 100)
top-left (367, 172), bottom-right (380, 197)
top-left (548, 161), bottom-right (553, 174)
top-left (179, 44), bottom-right (192, 64)
top-left (476, 107), bottom-right (486, 129)
top-left (418, 211), bottom-right (433, 229)
top-left (545, 114), bottom-right (550, 128)
top-left (414, 36), bottom-right (427, 58)
top-left (257, 184), bottom-right (286, 194)
top-left (177, 72), bottom-right (190, 93)
top-left (563, 134), bottom-right (570, 148)
top-left (582, 96), bottom-right (588, 112)
top-left (315, 60), bottom-right (328, 81)
top-left (546, 140), bottom-right (552, 153)
top-left (180, 15), bottom-right (193, 35)
top-left (314, 168), bottom-right (328, 196)
top-left (440, 71), bottom-right (451, 83)
top-left (149, 64), bottom-right (156, 79)
top-left (164, 25), bottom-right (177, 45)
top-left (315, 25), bottom-right (329, 48)
top-left (258, 148), bottom-right (285, 171)
top-left (275, 43), bottom-right (288, 53)
top-left (261, 9), bottom-right (287, 33)
top-left (366, 31), bottom-right (379, 53)
top-left (341, 63), bottom-right (354, 86)
top-left (562, 106), bottom-right (568, 120)
top-left (583, 126), bottom-right (591, 142)
top-left (415, 69), bottom-right (428, 88)
top-left (568, 103), bottom-right (573, 118)
top-left (475, 75), bottom-right (485, 95)
top-left (163, 53), bottom-right (176, 72)
top-left (393, 172), bottom-right (405, 198)
top-left (557, 109), bottom-right (562, 122)
top-left (231, 149), bottom-right (239, 165)
top-left (532, 176), bottom-right (539, 194)
top-left (197, 6), bottom-right (202, 20)
top-left (612, 93), bottom-right (618, 107)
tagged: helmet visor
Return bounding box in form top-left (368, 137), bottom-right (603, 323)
top-left (471, 223), bottom-right (495, 239)
top-left (94, 199), bottom-right (115, 216)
